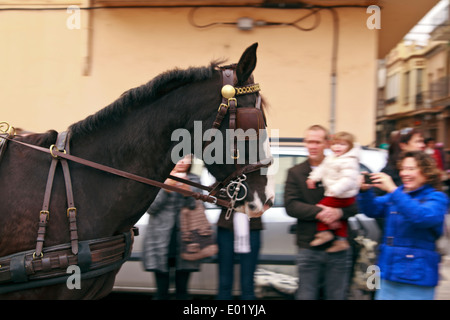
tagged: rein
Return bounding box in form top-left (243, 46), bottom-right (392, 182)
top-left (3, 134), bottom-right (230, 207)
top-left (3, 133), bottom-right (271, 208)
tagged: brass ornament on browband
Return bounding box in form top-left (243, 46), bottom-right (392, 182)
top-left (221, 85), bottom-right (236, 99)
top-left (221, 83), bottom-right (261, 99)
top-left (235, 83), bottom-right (261, 96)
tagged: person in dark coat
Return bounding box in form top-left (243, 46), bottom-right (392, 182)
top-left (284, 125), bottom-right (358, 300)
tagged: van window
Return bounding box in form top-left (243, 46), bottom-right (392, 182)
top-left (273, 155), bottom-right (307, 207)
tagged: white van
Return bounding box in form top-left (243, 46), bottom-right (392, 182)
top-left (112, 138), bottom-right (387, 298)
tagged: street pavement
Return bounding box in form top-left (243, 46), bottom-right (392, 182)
top-left (106, 257), bottom-right (450, 300)
top-left (436, 255), bottom-right (450, 300)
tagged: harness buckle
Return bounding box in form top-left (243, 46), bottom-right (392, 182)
top-left (218, 103), bottom-right (229, 112)
top-left (227, 97), bottom-right (237, 107)
top-left (40, 210), bottom-right (50, 221)
top-left (67, 207), bottom-right (77, 217)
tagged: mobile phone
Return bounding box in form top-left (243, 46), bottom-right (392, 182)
top-left (364, 173), bottom-right (373, 184)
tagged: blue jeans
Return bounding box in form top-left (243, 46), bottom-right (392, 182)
top-left (375, 279), bottom-right (435, 300)
top-left (295, 247), bottom-right (352, 300)
top-left (216, 227), bottom-right (261, 300)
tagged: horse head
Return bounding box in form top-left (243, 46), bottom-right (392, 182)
top-left (198, 43), bottom-right (275, 218)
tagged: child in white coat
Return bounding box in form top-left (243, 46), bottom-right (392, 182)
top-left (306, 131), bottom-right (360, 252)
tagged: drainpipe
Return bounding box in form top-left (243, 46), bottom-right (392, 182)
top-left (327, 8), bottom-right (339, 135)
top-left (82, 0), bottom-right (94, 76)
top-left (330, 72), bottom-right (337, 135)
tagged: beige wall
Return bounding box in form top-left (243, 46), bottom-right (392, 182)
top-left (1, 6), bottom-right (378, 144)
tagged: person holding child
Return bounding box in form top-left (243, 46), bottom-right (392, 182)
top-left (285, 125), bottom-right (358, 300)
top-left (306, 131), bottom-right (360, 252)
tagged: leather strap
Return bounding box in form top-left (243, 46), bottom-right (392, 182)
top-left (211, 68), bottom-right (234, 131)
top-left (2, 136), bottom-right (230, 207)
top-left (54, 132), bottom-right (78, 255)
top-left (61, 158), bottom-right (79, 255)
top-left (35, 155), bottom-right (58, 258)
top-left (34, 132), bottom-right (79, 259)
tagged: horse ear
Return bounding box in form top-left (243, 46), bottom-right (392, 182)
top-left (236, 43), bottom-right (258, 85)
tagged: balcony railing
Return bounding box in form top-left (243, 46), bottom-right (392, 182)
top-left (429, 76), bottom-right (450, 102)
top-left (380, 77), bottom-right (450, 112)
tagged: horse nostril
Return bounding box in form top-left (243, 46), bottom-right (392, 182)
top-left (248, 203), bottom-right (257, 211)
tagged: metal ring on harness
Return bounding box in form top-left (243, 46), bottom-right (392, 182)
top-left (226, 174), bottom-right (248, 201)
top-left (32, 252), bottom-right (43, 259)
top-left (49, 144), bottom-right (66, 159)
top-left (0, 121), bottom-right (15, 136)
top-left (224, 174), bottom-right (248, 220)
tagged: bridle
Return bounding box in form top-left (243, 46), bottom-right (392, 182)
top-left (169, 65), bottom-right (273, 218)
top-left (211, 65), bottom-right (273, 217)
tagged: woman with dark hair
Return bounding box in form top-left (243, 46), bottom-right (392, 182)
top-left (358, 151), bottom-right (449, 300)
top-left (380, 128), bottom-right (425, 188)
top-left (372, 128), bottom-right (426, 244)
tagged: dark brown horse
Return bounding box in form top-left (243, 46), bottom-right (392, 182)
top-left (0, 43), bottom-right (274, 299)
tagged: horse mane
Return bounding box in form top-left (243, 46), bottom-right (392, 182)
top-left (69, 61), bottom-right (223, 137)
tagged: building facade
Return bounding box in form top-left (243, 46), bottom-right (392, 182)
top-left (376, 2), bottom-right (450, 168)
top-left (0, 0), bottom-right (439, 147)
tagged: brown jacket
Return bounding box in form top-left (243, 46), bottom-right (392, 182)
top-left (284, 159), bottom-right (358, 249)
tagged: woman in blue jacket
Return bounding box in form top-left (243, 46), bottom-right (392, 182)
top-left (358, 150), bottom-right (449, 300)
